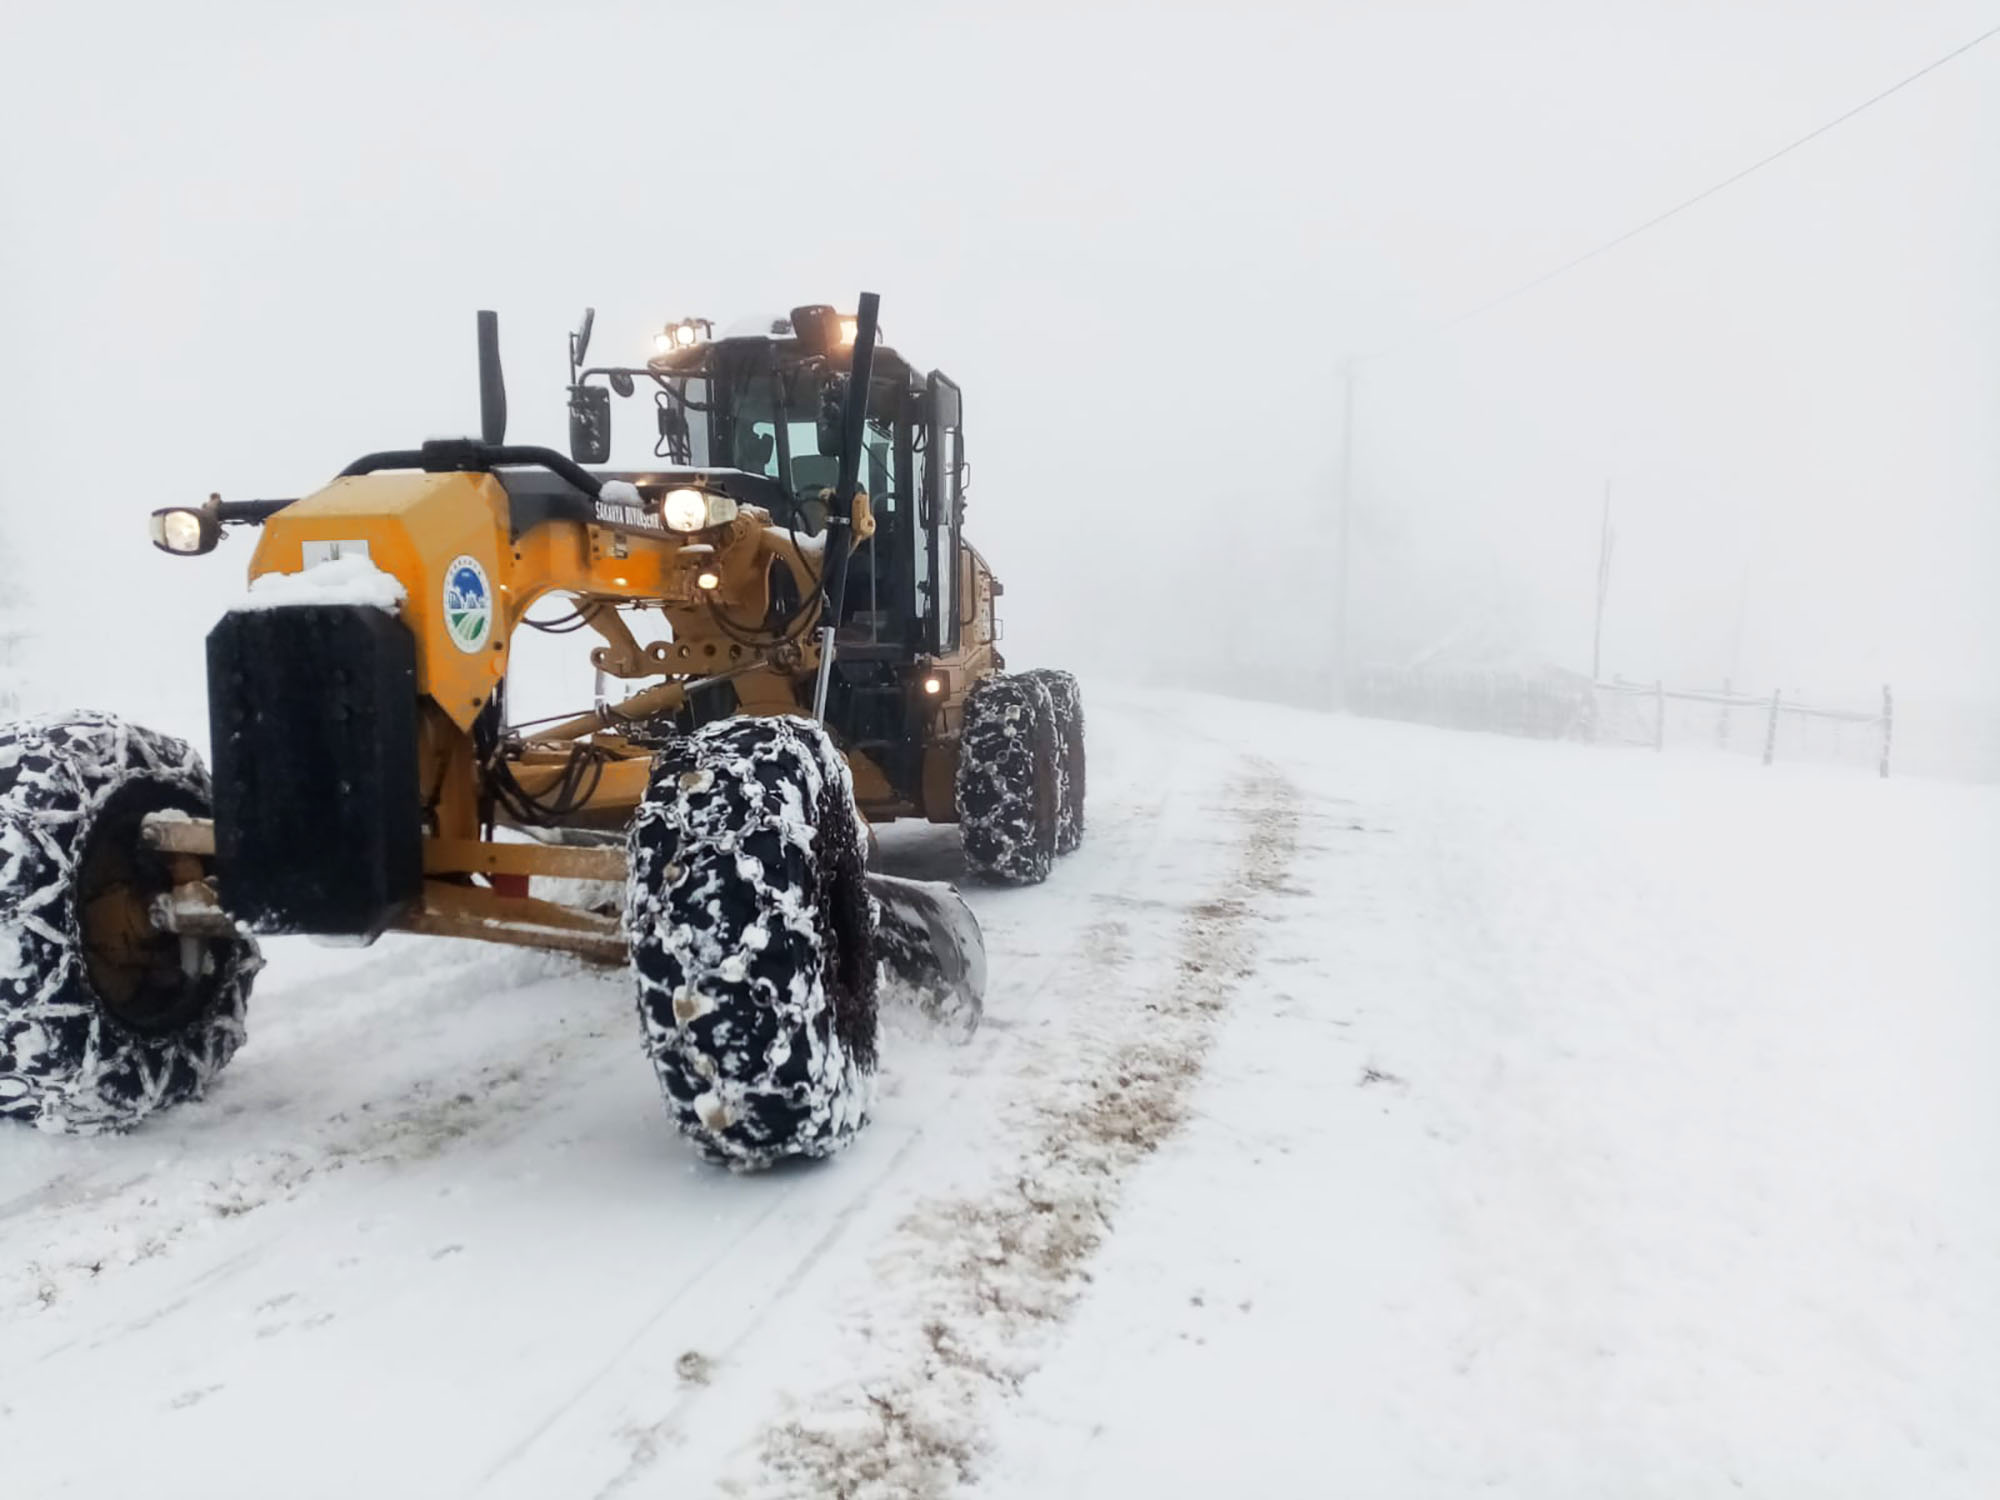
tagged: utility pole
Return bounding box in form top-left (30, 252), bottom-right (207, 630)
top-left (1591, 479), bottom-right (1614, 682)
top-left (1331, 358), bottom-right (1356, 710)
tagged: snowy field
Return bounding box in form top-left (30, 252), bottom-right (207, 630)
top-left (2, 689), bottom-right (1994, 1497)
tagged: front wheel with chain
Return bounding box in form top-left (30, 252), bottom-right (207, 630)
top-left (1022, 668), bottom-right (1085, 855)
top-left (0, 713), bottom-right (258, 1133)
top-left (955, 673), bottom-right (1059, 885)
top-left (625, 715), bottom-right (878, 1169)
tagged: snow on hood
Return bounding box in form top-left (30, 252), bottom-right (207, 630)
top-left (231, 554), bottom-right (407, 614)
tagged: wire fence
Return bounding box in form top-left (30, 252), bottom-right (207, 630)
top-left (1593, 678), bottom-right (1893, 777)
top-left (1347, 665), bottom-right (1898, 777)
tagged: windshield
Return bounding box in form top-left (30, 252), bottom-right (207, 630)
top-left (719, 370), bottom-right (893, 501)
top-left (579, 354), bottom-right (893, 504)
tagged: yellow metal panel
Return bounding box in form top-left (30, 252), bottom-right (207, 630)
top-left (248, 473), bottom-right (511, 730)
top-left (922, 742), bottom-right (961, 824)
top-left (845, 750), bottom-right (896, 806)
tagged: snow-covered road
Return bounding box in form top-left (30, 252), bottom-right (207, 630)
top-left (3, 691), bottom-right (1994, 1497)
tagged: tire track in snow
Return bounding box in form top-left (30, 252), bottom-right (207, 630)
top-left (1, 954), bottom-right (626, 1318)
top-left (749, 765), bottom-right (1299, 1498)
top-left (511, 769), bottom-right (1199, 1500)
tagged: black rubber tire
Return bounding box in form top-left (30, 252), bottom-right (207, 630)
top-left (626, 715), bottom-right (878, 1169)
top-left (955, 673), bottom-right (1059, 886)
top-left (1023, 669), bottom-right (1085, 855)
top-left (0, 713), bottom-right (258, 1133)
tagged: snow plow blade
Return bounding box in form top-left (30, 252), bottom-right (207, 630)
top-left (867, 873), bottom-right (986, 1037)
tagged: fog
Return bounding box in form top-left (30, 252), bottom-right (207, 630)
top-left (4, 0), bottom-right (1995, 743)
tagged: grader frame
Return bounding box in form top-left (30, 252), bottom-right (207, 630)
top-left (149, 293), bottom-right (1000, 961)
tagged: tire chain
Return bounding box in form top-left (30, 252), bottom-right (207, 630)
top-left (0, 712), bottom-right (258, 1132)
top-left (626, 715), bottom-right (878, 1169)
top-left (955, 674), bottom-right (1059, 885)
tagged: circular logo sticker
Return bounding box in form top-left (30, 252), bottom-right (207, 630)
top-left (442, 554), bottom-right (493, 653)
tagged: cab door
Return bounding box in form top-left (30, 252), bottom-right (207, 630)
top-left (925, 372), bottom-right (963, 654)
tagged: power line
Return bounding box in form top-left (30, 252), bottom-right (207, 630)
top-left (1379, 20), bottom-right (2000, 355)
top-left (1327, 23), bottom-right (1996, 694)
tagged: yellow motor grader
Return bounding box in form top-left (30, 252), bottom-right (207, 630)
top-left (0, 294), bottom-right (1084, 1167)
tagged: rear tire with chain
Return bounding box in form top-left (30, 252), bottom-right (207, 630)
top-left (0, 712), bottom-right (258, 1133)
top-left (955, 673), bottom-right (1059, 885)
top-left (626, 715), bottom-right (878, 1169)
top-left (1023, 668), bottom-right (1085, 855)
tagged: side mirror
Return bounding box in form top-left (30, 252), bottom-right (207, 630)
top-left (608, 370), bottom-right (635, 399)
top-left (150, 501), bottom-right (221, 556)
top-left (568, 385), bottom-right (612, 465)
top-left (569, 306), bottom-right (596, 376)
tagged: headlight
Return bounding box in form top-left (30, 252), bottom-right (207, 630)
top-left (660, 487), bottom-right (738, 533)
top-left (654, 318), bottom-right (710, 356)
top-left (161, 511), bottom-right (205, 551)
top-left (661, 488), bottom-right (707, 531)
top-left (149, 505), bottom-right (220, 555)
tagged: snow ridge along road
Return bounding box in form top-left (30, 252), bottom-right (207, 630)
top-left (754, 765), bottom-right (1299, 1496)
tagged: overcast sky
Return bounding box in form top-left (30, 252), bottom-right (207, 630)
top-left (2, 0), bottom-right (1993, 741)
